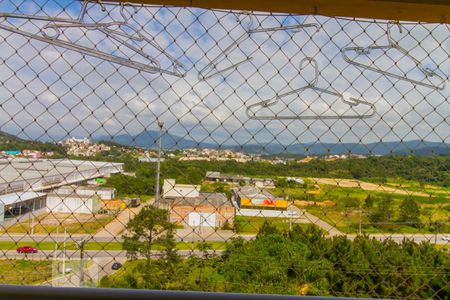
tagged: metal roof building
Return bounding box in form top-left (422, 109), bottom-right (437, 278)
top-left (0, 158), bottom-right (124, 194)
top-left (0, 191), bottom-right (47, 226)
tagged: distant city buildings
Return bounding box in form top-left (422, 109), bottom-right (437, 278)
top-left (178, 148), bottom-right (261, 163)
top-left (205, 171), bottom-right (275, 188)
top-left (0, 150), bottom-right (54, 158)
top-left (60, 137), bottom-right (111, 157)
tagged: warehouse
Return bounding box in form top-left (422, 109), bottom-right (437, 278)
top-left (56, 185), bottom-right (116, 200)
top-left (0, 158), bottom-right (124, 194)
top-left (46, 188), bottom-right (101, 214)
top-left (0, 191), bottom-right (47, 226)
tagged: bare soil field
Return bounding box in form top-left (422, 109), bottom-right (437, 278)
top-left (309, 178), bottom-right (430, 197)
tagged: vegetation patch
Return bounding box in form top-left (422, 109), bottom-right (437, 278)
top-left (101, 223), bottom-right (450, 299)
top-left (0, 259), bottom-right (53, 285)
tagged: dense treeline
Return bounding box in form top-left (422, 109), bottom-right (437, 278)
top-left (105, 155), bottom-right (449, 195)
top-left (101, 223), bottom-right (450, 298)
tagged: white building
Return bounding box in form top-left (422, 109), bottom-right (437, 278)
top-left (46, 191), bottom-right (101, 214)
top-left (162, 179), bottom-right (200, 199)
top-left (56, 185), bottom-right (116, 200)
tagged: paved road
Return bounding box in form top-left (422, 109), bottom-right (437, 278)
top-left (4, 249), bottom-right (225, 287)
top-left (289, 205), bottom-right (345, 236)
top-left (1, 249), bottom-right (223, 260)
top-left (1, 231), bottom-right (448, 246)
top-left (94, 205), bottom-right (146, 239)
top-left (0, 231), bottom-right (256, 243)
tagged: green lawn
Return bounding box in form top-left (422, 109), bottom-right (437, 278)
top-left (118, 194), bottom-right (154, 203)
top-left (0, 259), bottom-right (53, 284)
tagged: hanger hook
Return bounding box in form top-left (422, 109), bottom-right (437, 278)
top-left (78, 0), bottom-right (106, 23)
top-left (299, 57), bottom-right (319, 86)
top-left (120, 2), bottom-right (138, 23)
top-left (235, 11), bottom-right (255, 32)
top-left (387, 20), bottom-right (403, 46)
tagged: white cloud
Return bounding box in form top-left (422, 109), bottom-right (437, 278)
top-left (0, 1), bottom-right (448, 147)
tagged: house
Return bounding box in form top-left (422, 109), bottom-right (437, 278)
top-left (205, 171), bottom-right (275, 188)
top-left (162, 179), bottom-right (200, 199)
top-left (161, 179), bottom-right (234, 228)
top-left (250, 178), bottom-right (276, 188)
top-left (160, 192), bottom-right (234, 228)
top-left (205, 171), bottom-right (249, 184)
top-left (232, 186), bottom-right (288, 210)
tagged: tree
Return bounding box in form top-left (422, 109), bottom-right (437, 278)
top-left (368, 196), bottom-right (393, 228)
top-left (122, 206), bottom-right (176, 272)
top-left (341, 197), bottom-right (360, 209)
top-left (398, 198), bottom-right (421, 227)
top-left (363, 194), bottom-right (374, 210)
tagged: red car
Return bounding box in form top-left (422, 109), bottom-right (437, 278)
top-left (16, 246), bottom-right (38, 253)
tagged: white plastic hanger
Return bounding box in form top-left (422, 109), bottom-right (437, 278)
top-left (246, 57), bottom-right (376, 120)
top-left (0, 1), bottom-right (186, 77)
top-left (341, 21), bottom-right (446, 90)
top-left (198, 13), bottom-right (319, 80)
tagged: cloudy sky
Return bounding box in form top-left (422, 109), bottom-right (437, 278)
top-left (0, 0), bottom-right (448, 149)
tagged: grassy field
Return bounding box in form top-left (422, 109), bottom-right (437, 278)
top-left (295, 184), bottom-right (450, 234)
top-left (118, 194), bottom-right (154, 203)
top-left (0, 259), bottom-right (53, 284)
top-left (3, 214), bottom-right (116, 235)
top-left (234, 216), bottom-right (314, 234)
top-left (364, 177), bottom-right (450, 198)
top-left (262, 176), bottom-right (450, 234)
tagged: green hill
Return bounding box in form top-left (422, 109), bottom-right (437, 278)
top-left (0, 131), bottom-right (65, 156)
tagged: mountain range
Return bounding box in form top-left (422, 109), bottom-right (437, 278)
top-left (96, 130), bottom-right (450, 156)
top-left (1, 129), bottom-right (448, 156)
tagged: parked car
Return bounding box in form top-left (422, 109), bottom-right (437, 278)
top-left (111, 262), bottom-right (122, 270)
top-left (16, 246), bottom-right (38, 253)
top-left (442, 235), bottom-right (450, 241)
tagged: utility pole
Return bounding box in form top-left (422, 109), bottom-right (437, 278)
top-left (30, 200), bottom-right (36, 235)
top-left (154, 120), bottom-right (164, 207)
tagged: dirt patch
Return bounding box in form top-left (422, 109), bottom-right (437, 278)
top-left (309, 178), bottom-right (430, 197)
top-left (294, 200), bottom-right (336, 207)
top-left (38, 213), bottom-right (105, 226)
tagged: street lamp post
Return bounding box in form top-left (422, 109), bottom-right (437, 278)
top-left (61, 229), bottom-right (67, 275)
top-left (154, 121), bottom-right (164, 207)
top-left (356, 210), bottom-right (362, 235)
top-left (78, 238), bottom-right (87, 287)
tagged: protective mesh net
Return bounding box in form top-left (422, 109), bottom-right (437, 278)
top-left (0, 0), bottom-right (448, 298)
